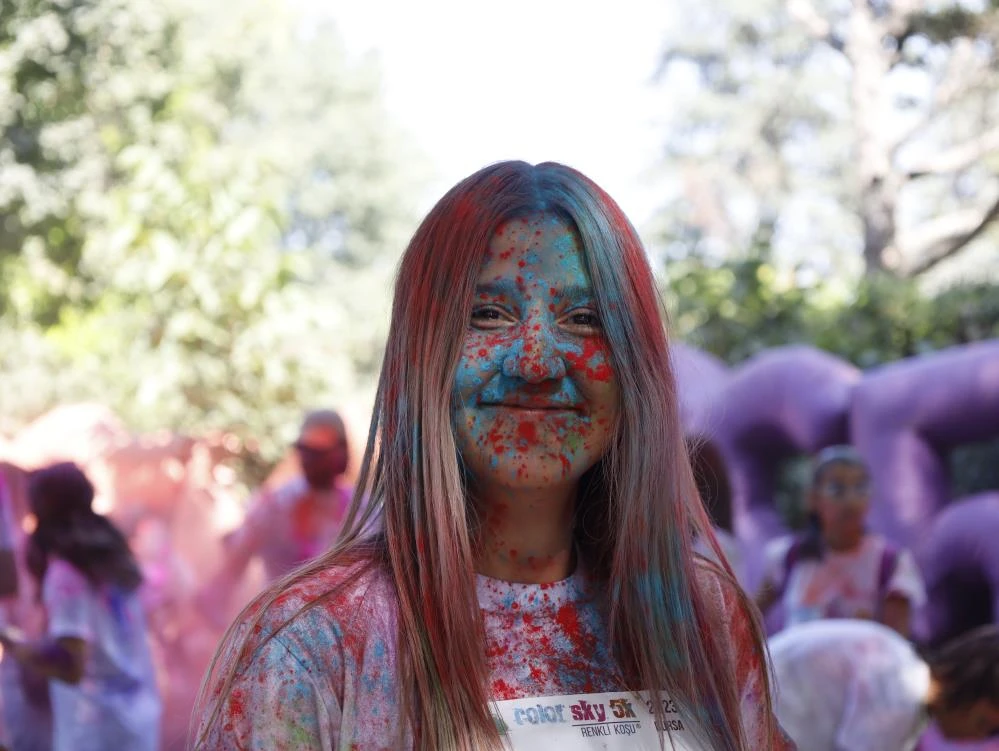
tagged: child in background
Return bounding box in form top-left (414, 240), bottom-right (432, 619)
top-left (755, 445), bottom-right (925, 636)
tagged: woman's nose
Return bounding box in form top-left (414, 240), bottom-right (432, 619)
top-left (501, 324), bottom-right (567, 383)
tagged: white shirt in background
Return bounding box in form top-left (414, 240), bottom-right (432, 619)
top-left (768, 619), bottom-right (932, 751)
top-left (44, 558), bottom-right (161, 751)
top-left (226, 475), bottom-right (351, 582)
top-left (764, 533), bottom-right (926, 628)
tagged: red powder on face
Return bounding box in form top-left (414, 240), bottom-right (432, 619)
top-left (559, 454), bottom-right (571, 476)
top-left (565, 338), bottom-right (614, 382)
top-left (478, 348), bottom-right (488, 357)
top-left (487, 428), bottom-right (507, 455)
top-left (516, 420), bottom-right (538, 444)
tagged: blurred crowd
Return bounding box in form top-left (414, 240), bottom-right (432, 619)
top-left (0, 401), bottom-right (996, 750)
top-left (0, 406), bottom-right (355, 750)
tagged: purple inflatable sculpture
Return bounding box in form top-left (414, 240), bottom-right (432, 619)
top-left (712, 345), bottom-right (860, 586)
top-left (851, 341), bottom-right (999, 549)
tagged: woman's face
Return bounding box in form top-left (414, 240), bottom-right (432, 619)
top-left (811, 461), bottom-right (871, 548)
top-left (452, 212), bottom-right (620, 497)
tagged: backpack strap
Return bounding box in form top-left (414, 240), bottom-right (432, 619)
top-left (777, 537), bottom-right (805, 599)
top-left (877, 541), bottom-right (900, 598)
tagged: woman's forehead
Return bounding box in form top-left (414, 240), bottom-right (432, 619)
top-left (480, 212), bottom-right (588, 283)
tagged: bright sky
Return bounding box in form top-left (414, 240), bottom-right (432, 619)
top-left (324, 0), bottom-right (674, 234)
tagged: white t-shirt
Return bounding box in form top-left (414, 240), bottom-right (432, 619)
top-left (764, 533), bottom-right (926, 628)
top-left (44, 558), bottom-right (161, 751)
top-left (769, 619), bottom-right (932, 751)
top-left (226, 476), bottom-right (352, 582)
top-left (197, 561), bottom-right (790, 750)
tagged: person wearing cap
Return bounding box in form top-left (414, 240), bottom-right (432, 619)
top-left (754, 444), bottom-right (925, 637)
top-left (199, 410), bottom-right (353, 625)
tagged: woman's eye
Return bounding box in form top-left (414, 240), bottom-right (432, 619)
top-left (470, 307), bottom-right (507, 326)
top-left (566, 310), bottom-right (601, 328)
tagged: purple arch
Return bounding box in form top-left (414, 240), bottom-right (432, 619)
top-left (915, 492), bottom-right (999, 644)
top-left (671, 343), bottom-right (731, 441)
top-left (714, 346), bottom-right (861, 585)
top-left (851, 341), bottom-right (999, 548)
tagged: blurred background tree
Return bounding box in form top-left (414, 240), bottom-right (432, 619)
top-left (0, 0), bottom-right (426, 477)
top-left (652, 0), bottom-right (999, 281)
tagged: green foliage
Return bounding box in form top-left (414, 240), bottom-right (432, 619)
top-left (0, 0), bottom-right (425, 480)
top-left (664, 244), bottom-right (999, 369)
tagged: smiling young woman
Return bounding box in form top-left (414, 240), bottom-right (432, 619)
top-left (193, 161), bottom-right (792, 750)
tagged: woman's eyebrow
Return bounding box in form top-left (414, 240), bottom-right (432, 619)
top-left (549, 284), bottom-right (595, 302)
top-left (474, 280), bottom-right (520, 299)
top-left (474, 281), bottom-right (595, 301)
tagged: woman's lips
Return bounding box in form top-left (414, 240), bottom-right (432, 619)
top-left (480, 402), bottom-right (580, 410)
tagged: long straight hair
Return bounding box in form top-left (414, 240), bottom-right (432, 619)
top-left (195, 161), bottom-right (775, 750)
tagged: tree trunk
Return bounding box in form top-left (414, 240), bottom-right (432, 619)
top-left (849, 0), bottom-right (899, 275)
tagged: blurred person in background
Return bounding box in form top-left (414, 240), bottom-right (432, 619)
top-left (769, 619), bottom-right (999, 751)
top-left (0, 463), bottom-right (51, 751)
top-left (754, 445), bottom-right (925, 636)
top-left (198, 409), bottom-right (351, 624)
top-left (0, 462), bottom-right (161, 751)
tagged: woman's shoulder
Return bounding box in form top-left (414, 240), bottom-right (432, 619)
top-left (242, 558), bottom-right (396, 650)
top-left (692, 559), bottom-right (768, 664)
top-left (693, 557), bottom-right (745, 623)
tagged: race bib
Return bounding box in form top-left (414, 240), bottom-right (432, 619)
top-left (493, 691), bottom-right (703, 750)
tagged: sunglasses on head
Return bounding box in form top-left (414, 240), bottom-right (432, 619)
top-left (817, 480), bottom-right (871, 500)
